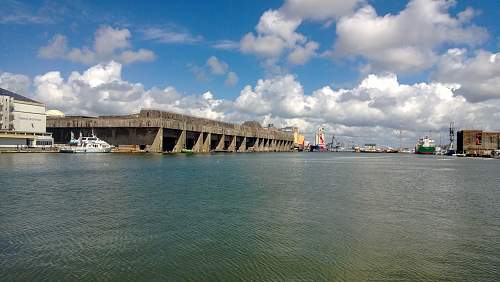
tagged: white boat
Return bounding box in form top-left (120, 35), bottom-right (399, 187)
top-left (60, 133), bottom-right (112, 153)
top-left (492, 150), bottom-right (500, 159)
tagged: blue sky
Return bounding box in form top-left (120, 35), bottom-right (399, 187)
top-left (1, 0), bottom-right (500, 145)
top-left (2, 0), bottom-right (496, 97)
top-left (1, 0), bottom-right (282, 96)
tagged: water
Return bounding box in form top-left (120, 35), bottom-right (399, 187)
top-left (0, 153), bottom-right (499, 281)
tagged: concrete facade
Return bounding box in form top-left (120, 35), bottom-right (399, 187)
top-left (457, 130), bottom-right (500, 157)
top-left (47, 109), bottom-right (295, 153)
top-left (0, 88), bottom-right (53, 149)
top-left (0, 88), bottom-right (46, 133)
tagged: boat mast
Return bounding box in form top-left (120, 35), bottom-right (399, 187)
top-left (399, 129), bottom-right (402, 151)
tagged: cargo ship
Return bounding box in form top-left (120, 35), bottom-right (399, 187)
top-left (415, 136), bottom-right (436, 155)
top-left (310, 127), bottom-right (327, 152)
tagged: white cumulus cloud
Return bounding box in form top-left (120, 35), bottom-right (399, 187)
top-left (334, 0), bottom-right (489, 73)
top-left (231, 73), bottom-right (500, 144)
top-left (240, 9), bottom-right (319, 68)
top-left (238, 0), bottom-right (363, 69)
top-left (30, 61), bottom-right (229, 119)
top-left (3, 61), bottom-right (500, 145)
top-left (433, 48), bottom-right (500, 102)
top-left (0, 72), bottom-right (31, 95)
top-left (38, 25), bottom-right (156, 65)
top-left (287, 41), bottom-right (319, 65)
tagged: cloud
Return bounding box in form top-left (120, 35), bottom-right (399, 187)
top-left (225, 72), bottom-right (239, 86)
top-left (0, 0), bottom-right (53, 24)
top-left (119, 49), bottom-right (155, 64)
top-left (141, 26), bottom-right (202, 44)
top-left (31, 61), bottom-right (229, 119)
top-left (333, 0), bottom-right (489, 73)
top-left (232, 73), bottom-right (500, 143)
top-left (94, 25), bottom-right (131, 54)
top-left (287, 41), bottom-right (319, 65)
top-left (281, 0), bottom-right (361, 21)
top-left (256, 10), bottom-right (303, 43)
top-left (239, 9), bottom-right (320, 70)
top-left (39, 34), bottom-right (68, 59)
top-left (433, 48), bottom-right (500, 102)
top-left (188, 64), bottom-right (209, 82)
top-left (207, 56), bottom-right (228, 75)
top-left (38, 25), bottom-right (156, 65)
top-left (0, 71), bottom-right (31, 95)
top-left (189, 56), bottom-right (238, 86)
top-left (238, 0), bottom-right (363, 69)
top-left (240, 32), bottom-right (289, 58)
top-left (5, 62), bottom-right (500, 145)
top-left (213, 40), bottom-right (239, 50)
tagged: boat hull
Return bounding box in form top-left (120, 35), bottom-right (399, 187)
top-left (415, 151), bottom-right (434, 155)
top-left (60, 147), bottom-right (112, 153)
top-left (415, 146), bottom-right (435, 155)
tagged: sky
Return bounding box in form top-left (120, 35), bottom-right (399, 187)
top-left (1, 0), bottom-right (500, 146)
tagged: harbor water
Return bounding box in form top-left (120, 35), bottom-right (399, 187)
top-left (1, 153), bottom-right (499, 281)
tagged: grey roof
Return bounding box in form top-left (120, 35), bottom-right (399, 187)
top-left (0, 88), bottom-right (42, 105)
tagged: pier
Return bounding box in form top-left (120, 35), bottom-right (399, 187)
top-left (47, 110), bottom-right (294, 153)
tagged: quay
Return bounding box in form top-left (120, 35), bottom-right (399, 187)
top-left (47, 110), bottom-right (295, 153)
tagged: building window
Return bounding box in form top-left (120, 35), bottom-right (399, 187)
top-left (36, 140), bottom-right (53, 146)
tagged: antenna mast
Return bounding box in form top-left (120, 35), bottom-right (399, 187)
top-left (449, 122), bottom-right (455, 150)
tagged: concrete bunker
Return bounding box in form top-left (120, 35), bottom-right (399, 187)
top-left (186, 131), bottom-right (201, 150)
top-left (211, 134), bottom-right (222, 151)
top-left (163, 129), bottom-right (183, 152)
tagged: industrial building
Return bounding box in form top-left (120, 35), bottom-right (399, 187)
top-left (47, 109), bottom-right (294, 153)
top-left (280, 127), bottom-right (305, 150)
top-left (457, 130), bottom-right (500, 157)
top-left (0, 88), bottom-right (53, 149)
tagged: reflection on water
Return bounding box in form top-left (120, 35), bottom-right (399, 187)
top-left (0, 153), bottom-right (499, 281)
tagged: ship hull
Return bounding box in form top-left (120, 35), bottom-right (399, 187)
top-left (60, 147), bottom-right (112, 153)
top-left (415, 146), bottom-right (435, 155)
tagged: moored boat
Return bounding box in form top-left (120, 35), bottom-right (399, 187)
top-left (415, 136), bottom-right (436, 155)
top-left (60, 133), bottom-right (112, 153)
top-left (492, 150), bottom-right (500, 159)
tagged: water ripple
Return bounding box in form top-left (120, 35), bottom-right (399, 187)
top-left (0, 153), bottom-right (499, 281)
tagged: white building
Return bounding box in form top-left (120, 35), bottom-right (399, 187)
top-left (0, 88), bottom-right (53, 149)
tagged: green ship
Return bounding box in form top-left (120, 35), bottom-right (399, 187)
top-left (415, 136), bottom-right (436, 155)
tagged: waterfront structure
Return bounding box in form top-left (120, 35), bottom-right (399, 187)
top-left (281, 126), bottom-right (304, 151)
top-left (47, 109), bottom-right (294, 153)
top-left (457, 130), bottom-right (500, 157)
top-left (360, 144), bottom-right (379, 153)
top-left (0, 88), bottom-right (53, 149)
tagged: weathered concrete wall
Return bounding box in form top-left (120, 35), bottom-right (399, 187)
top-left (47, 109), bottom-right (294, 153)
top-left (457, 130), bottom-right (500, 156)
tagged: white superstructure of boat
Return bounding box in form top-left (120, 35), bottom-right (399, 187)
top-left (60, 132), bottom-right (112, 153)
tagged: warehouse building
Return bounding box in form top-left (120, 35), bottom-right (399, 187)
top-left (457, 130), bottom-right (500, 157)
top-left (0, 88), bottom-right (53, 149)
top-left (280, 127), bottom-right (305, 151)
